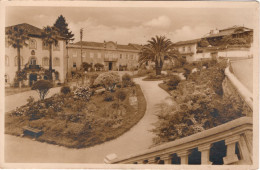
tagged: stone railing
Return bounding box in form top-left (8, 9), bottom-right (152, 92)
top-left (106, 117), bottom-right (252, 165)
top-left (225, 64), bottom-right (253, 110)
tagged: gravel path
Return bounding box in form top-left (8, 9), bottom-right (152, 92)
top-left (5, 77), bottom-right (171, 163)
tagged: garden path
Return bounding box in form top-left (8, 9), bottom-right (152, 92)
top-left (5, 87), bottom-right (61, 113)
top-left (5, 77), bottom-right (172, 163)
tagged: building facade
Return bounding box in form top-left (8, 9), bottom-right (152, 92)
top-left (67, 41), bottom-right (141, 73)
top-left (173, 25), bottom-right (254, 63)
top-left (5, 23), bottom-right (67, 87)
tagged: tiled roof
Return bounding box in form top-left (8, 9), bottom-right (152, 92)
top-left (74, 41), bottom-right (140, 51)
top-left (174, 38), bottom-right (201, 46)
top-left (219, 25), bottom-right (253, 32)
top-left (5, 23), bottom-right (42, 36)
top-left (74, 41), bottom-right (104, 48)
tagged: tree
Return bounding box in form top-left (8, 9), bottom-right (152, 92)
top-left (31, 80), bottom-right (53, 100)
top-left (139, 36), bottom-right (179, 75)
top-left (41, 26), bottom-right (59, 80)
top-left (6, 26), bottom-right (29, 87)
top-left (53, 15), bottom-right (74, 80)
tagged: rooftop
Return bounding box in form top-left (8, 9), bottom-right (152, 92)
top-left (73, 41), bottom-right (141, 51)
top-left (173, 38), bottom-right (201, 46)
top-left (5, 23), bottom-right (42, 36)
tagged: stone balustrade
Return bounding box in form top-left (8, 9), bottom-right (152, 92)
top-left (225, 65), bottom-right (253, 110)
top-left (107, 117), bottom-right (252, 165)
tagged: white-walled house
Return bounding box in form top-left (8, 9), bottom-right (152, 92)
top-left (5, 23), bottom-right (67, 87)
top-left (173, 25), bottom-right (253, 63)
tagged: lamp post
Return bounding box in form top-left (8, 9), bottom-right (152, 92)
top-left (80, 28), bottom-right (83, 66)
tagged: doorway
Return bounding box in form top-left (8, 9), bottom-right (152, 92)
top-left (109, 62), bottom-right (113, 71)
top-left (29, 73), bottom-right (37, 86)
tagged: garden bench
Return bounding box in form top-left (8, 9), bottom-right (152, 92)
top-left (22, 126), bottom-right (43, 139)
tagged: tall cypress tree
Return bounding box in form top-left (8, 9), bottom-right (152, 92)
top-left (53, 15), bottom-right (74, 43)
top-left (54, 15), bottom-right (74, 80)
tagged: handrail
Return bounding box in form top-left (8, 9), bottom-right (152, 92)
top-left (225, 66), bottom-right (253, 110)
top-left (109, 117), bottom-right (252, 164)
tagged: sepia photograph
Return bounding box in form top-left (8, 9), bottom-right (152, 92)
top-left (0, 1), bottom-right (259, 169)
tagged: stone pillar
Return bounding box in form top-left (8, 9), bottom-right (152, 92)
top-left (198, 143), bottom-right (212, 165)
top-left (160, 155), bottom-right (172, 164)
top-left (176, 150), bottom-right (190, 164)
top-left (223, 135), bottom-right (240, 164)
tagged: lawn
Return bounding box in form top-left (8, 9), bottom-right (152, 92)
top-left (5, 84), bottom-right (146, 148)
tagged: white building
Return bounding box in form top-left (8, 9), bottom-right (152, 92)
top-left (5, 23), bottom-right (67, 87)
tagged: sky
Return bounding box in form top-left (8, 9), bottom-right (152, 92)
top-left (5, 6), bottom-right (256, 45)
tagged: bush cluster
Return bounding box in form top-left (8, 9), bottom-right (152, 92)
top-left (122, 73), bottom-right (135, 87)
top-left (61, 86), bottom-right (71, 95)
top-left (93, 72), bottom-right (121, 91)
top-left (152, 60), bottom-right (244, 145)
top-left (166, 75), bottom-right (181, 90)
top-left (73, 86), bottom-right (92, 101)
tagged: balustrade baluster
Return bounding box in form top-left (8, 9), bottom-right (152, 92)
top-left (198, 143), bottom-right (212, 165)
top-left (176, 150), bottom-right (190, 164)
top-left (223, 135), bottom-right (240, 164)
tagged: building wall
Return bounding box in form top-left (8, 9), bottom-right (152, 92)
top-left (5, 36), bottom-right (66, 85)
top-left (67, 46), bottom-right (140, 73)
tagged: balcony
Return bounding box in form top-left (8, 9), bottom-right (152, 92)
top-left (106, 117), bottom-right (252, 165)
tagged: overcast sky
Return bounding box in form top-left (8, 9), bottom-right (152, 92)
top-left (5, 6), bottom-right (256, 45)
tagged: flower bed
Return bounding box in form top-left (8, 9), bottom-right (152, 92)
top-left (5, 84), bottom-right (146, 148)
top-left (152, 60), bottom-right (247, 146)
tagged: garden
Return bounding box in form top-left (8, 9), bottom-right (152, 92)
top-left (151, 59), bottom-right (251, 146)
top-left (5, 72), bottom-right (147, 148)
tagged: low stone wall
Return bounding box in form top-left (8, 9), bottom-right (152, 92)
top-left (222, 67), bottom-right (253, 116)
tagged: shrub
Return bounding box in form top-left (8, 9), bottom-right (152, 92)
top-left (167, 75), bottom-right (181, 90)
top-left (74, 86), bottom-right (92, 101)
top-left (122, 73), bottom-right (134, 87)
top-left (115, 89), bottom-right (127, 102)
top-left (81, 62), bottom-right (92, 71)
top-left (31, 80), bottom-right (53, 100)
top-left (93, 72), bottom-right (121, 91)
top-left (94, 63), bottom-right (104, 71)
top-left (104, 91), bottom-right (114, 102)
top-left (27, 96), bottom-right (35, 104)
top-left (89, 73), bottom-right (99, 87)
top-left (61, 86), bottom-right (71, 95)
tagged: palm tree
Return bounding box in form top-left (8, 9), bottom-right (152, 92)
top-left (6, 26), bottom-right (29, 72)
top-left (139, 35), bottom-right (179, 75)
top-left (41, 26), bottom-right (59, 80)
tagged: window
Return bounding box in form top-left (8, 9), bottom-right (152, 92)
top-left (15, 56), bottom-right (23, 66)
top-left (130, 54), bottom-right (134, 60)
top-left (5, 55), bottom-right (9, 66)
top-left (126, 54), bottom-right (128, 59)
top-left (94, 53), bottom-right (98, 58)
top-left (29, 39), bottom-right (37, 49)
top-left (120, 54), bottom-right (122, 59)
top-left (53, 57), bottom-right (60, 66)
top-left (42, 42), bottom-right (49, 50)
top-left (182, 46), bottom-right (185, 52)
top-left (30, 56), bottom-right (37, 65)
top-left (90, 53), bottom-right (94, 58)
top-left (73, 62), bottom-right (77, 68)
top-left (98, 53), bottom-right (101, 58)
top-left (53, 42), bottom-right (60, 51)
top-left (5, 74), bottom-right (9, 83)
top-left (42, 57), bottom-right (49, 66)
top-left (188, 46), bottom-right (191, 52)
